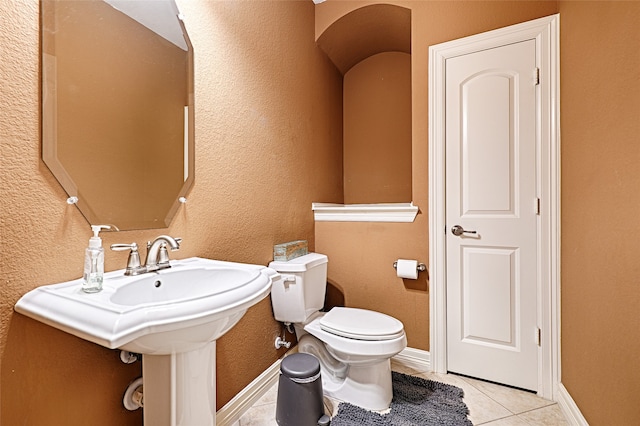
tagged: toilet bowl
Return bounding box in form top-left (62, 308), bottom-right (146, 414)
top-left (297, 308), bottom-right (406, 410)
top-left (269, 253), bottom-right (407, 411)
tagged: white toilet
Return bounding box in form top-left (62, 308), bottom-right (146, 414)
top-left (269, 253), bottom-right (407, 411)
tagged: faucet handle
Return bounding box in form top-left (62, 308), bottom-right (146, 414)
top-left (158, 243), bottom-right (170, 266)
top-left (111, 242), bottom-right (142, 275)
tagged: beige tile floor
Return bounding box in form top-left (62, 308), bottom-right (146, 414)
top-left (233, 360), bottom-right (569, 426)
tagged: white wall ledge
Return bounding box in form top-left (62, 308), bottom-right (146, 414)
top-left (312, 202), bottom-right (419, 223)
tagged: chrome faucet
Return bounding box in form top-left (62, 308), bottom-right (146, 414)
top-left (111, 235), bottom-right (181, 276)
top-left (145, 235), bottom-right (181, 271)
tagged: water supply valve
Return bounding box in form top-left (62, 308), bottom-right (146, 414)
top-left (123, 377), bottom-right (144, 411)
top-left (275, 336), bottom-right (291, 349)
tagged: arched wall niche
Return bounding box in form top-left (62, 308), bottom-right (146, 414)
top-left (316, 3), bottom-right (411, 75)
top-left (317, 3), bottom-right (413, 208)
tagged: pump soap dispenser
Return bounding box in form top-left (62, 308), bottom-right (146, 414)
top-left (83, 225), bottom-right (110, 293)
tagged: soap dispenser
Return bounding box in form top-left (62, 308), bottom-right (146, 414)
top-left (83, 225), bottom-right (110, 293)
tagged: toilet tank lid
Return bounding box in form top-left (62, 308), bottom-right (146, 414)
top-left (269, 253), bottom-right (327, 272)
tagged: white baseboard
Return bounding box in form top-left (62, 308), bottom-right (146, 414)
top-left (216, 347), bottom-right (430, 425)
top-left (216, 355), bottom-right (284, 426)
top-left (392, 347), bottom-right (431, 372)
top-left (216, 349), bottom-right (591, 426)
top-left (556, 383), bottom-right (589, 426)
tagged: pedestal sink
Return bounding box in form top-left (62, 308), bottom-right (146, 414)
top-left (14, 257), bottom-right (279, 426)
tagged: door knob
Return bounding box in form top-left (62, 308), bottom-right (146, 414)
top-left (451, 225), bottom-right (477, 236)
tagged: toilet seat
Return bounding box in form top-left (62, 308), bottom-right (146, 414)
top-left (304, 313), bottom-right (406, 360)
top-left (320, 307), bottom-right (405, 341)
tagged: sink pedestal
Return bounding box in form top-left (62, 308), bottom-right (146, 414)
top-left (143, 341), bottom-right (217, 426)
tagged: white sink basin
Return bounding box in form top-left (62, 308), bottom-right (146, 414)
top-left (110, 266), bottom-right (261, 306)
top-left (14, 257), bottom-right (278, 354)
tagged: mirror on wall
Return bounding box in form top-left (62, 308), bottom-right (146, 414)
top-left (41, 0), bottom-right (194, 230)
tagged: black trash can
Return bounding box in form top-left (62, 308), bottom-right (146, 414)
top-left (276, 353), bottom-right (330, 426)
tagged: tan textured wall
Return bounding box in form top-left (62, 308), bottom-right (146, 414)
top-left (558, 2), bottom-right (640, 425)
top-left (0, 1), bottom-right (342, 424)
top-left (315, 0), bottom-right (558, 352)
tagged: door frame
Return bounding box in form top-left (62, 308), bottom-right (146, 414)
top-left (428, 14), bottom-right (560, 399)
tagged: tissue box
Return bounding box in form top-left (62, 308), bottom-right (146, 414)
top-left (273, 240), bottom-right (308, 261)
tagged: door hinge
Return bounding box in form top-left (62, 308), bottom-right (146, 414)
top-left (536, 198), bottom-right (541, 215)
top-left (534, 67), bottom-right (540, 85)
top-left (535, 328), bottom-right (541, 346)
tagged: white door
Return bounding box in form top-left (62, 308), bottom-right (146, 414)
top-left (445, 39), bottom-right (538, 391)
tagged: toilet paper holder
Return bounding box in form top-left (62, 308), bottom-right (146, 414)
top-left (393, 261), bottom-right (427, 272)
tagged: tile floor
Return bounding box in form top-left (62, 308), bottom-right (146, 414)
top-left (233, 359), bottom-right (569, 426)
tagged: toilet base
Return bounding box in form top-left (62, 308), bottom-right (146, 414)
top-left (323, 358), bottom-right (393, 412)
top-left (297, 334), bottom-right (394, 412)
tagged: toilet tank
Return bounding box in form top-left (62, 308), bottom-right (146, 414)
top-left (268, 253), bottom-right (328, 323)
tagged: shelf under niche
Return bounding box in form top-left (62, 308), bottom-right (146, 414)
top-left (311, 202), bottom-right (419, 223)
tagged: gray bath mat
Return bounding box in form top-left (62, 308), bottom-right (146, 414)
top-left (330, 372), bottom-right (472, 425)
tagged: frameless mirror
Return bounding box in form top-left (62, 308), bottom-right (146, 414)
top-left (41, 0), bottom-right (194, 230)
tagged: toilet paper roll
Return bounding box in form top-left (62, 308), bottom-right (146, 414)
top-left (396, 259), bottom-right (418, 279)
